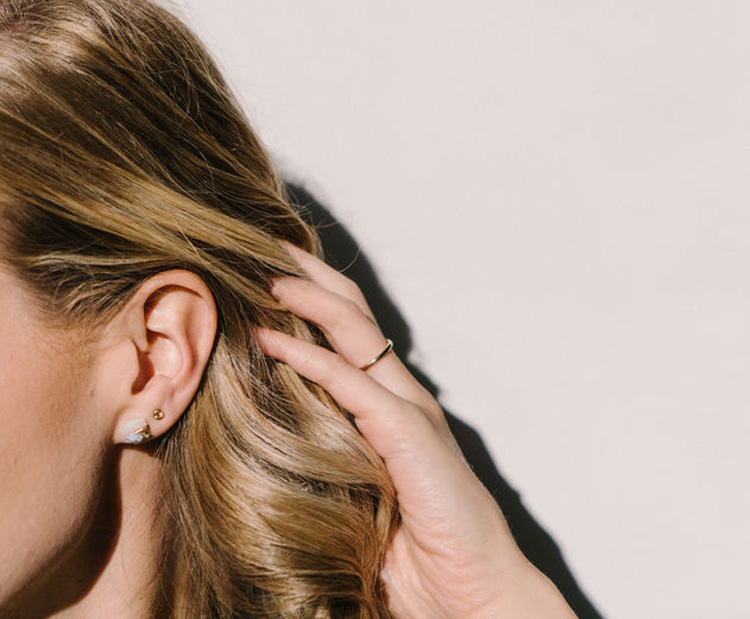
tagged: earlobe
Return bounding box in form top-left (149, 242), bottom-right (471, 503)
top-left (119, 409), bottom-right (164, 444)
top-left (121, 418), bottom-right (153, 444)
top-left (112, 270), bottom-right (217, 445)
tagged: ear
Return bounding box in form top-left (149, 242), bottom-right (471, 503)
top-left (109, 270), bottom-right (217, 445)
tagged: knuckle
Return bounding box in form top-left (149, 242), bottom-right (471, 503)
top-left (423, 399), bottom-right (447, 423)
top-left (328, 297), bottom-right (365, 329)
top-left (391, 401), bottom-right (433, 435)
top-left (342, 278), bottom-right (365, 301)
top-left (316, 350), bottom-right (353, 382)
top-left (327, 351), bottom-right (352, 373)
top-left (297, 346), bottom-right (350, 384)
top-left (296, 347), bottom-right (320, 376)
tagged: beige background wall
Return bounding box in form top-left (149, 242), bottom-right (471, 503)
top-left (174, 2), bottom-right (750, 616)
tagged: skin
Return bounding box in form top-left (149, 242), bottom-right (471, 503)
top-left (0, 246), bottom-right (573, 617)
top-left (0, 264), bottom-right (110, 614)
top-left (0, 265), bottom-right (216, 617)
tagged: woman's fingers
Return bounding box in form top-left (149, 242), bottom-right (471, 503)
top-left (277, 242), bottom-right (449, 427)
top-left (256, 327), bottom-right (428, 461)
top-left (271, 276), bottom-right (442, 421)
top-left (271, 277), bottom-right (387, 369)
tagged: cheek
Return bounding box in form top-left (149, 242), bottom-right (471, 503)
top-left (0, 315), bottom-right (105, 605)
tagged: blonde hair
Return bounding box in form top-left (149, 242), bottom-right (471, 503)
top-left (0, 0), bottom-right (397, 616)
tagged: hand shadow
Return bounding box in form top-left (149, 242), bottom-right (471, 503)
top-left (286, 183), bottom-right (604, 619)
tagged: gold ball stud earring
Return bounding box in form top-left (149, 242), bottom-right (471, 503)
top-left (152, 409), bottom-right (165, 421)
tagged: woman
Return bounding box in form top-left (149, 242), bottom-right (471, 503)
top-left (0, 0), bottom-right (575, 616)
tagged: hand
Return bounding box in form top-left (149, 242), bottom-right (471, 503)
top-left (257, 245), bottom-right (575, 618)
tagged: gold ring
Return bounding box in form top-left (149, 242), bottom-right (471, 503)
top-left (359, 339), bottom-right (394, 371)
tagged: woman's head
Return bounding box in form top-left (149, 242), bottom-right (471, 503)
top-left (0, 0), bottom-right (396, 615)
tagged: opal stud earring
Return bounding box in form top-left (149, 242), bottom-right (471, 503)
top-left (122, 418), bottom-right (152, 444)
top-left (152, 409), bottom-right (165, 420)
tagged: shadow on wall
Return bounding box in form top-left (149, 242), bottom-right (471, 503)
top-left (287, 183), bottom-right (604, 619)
